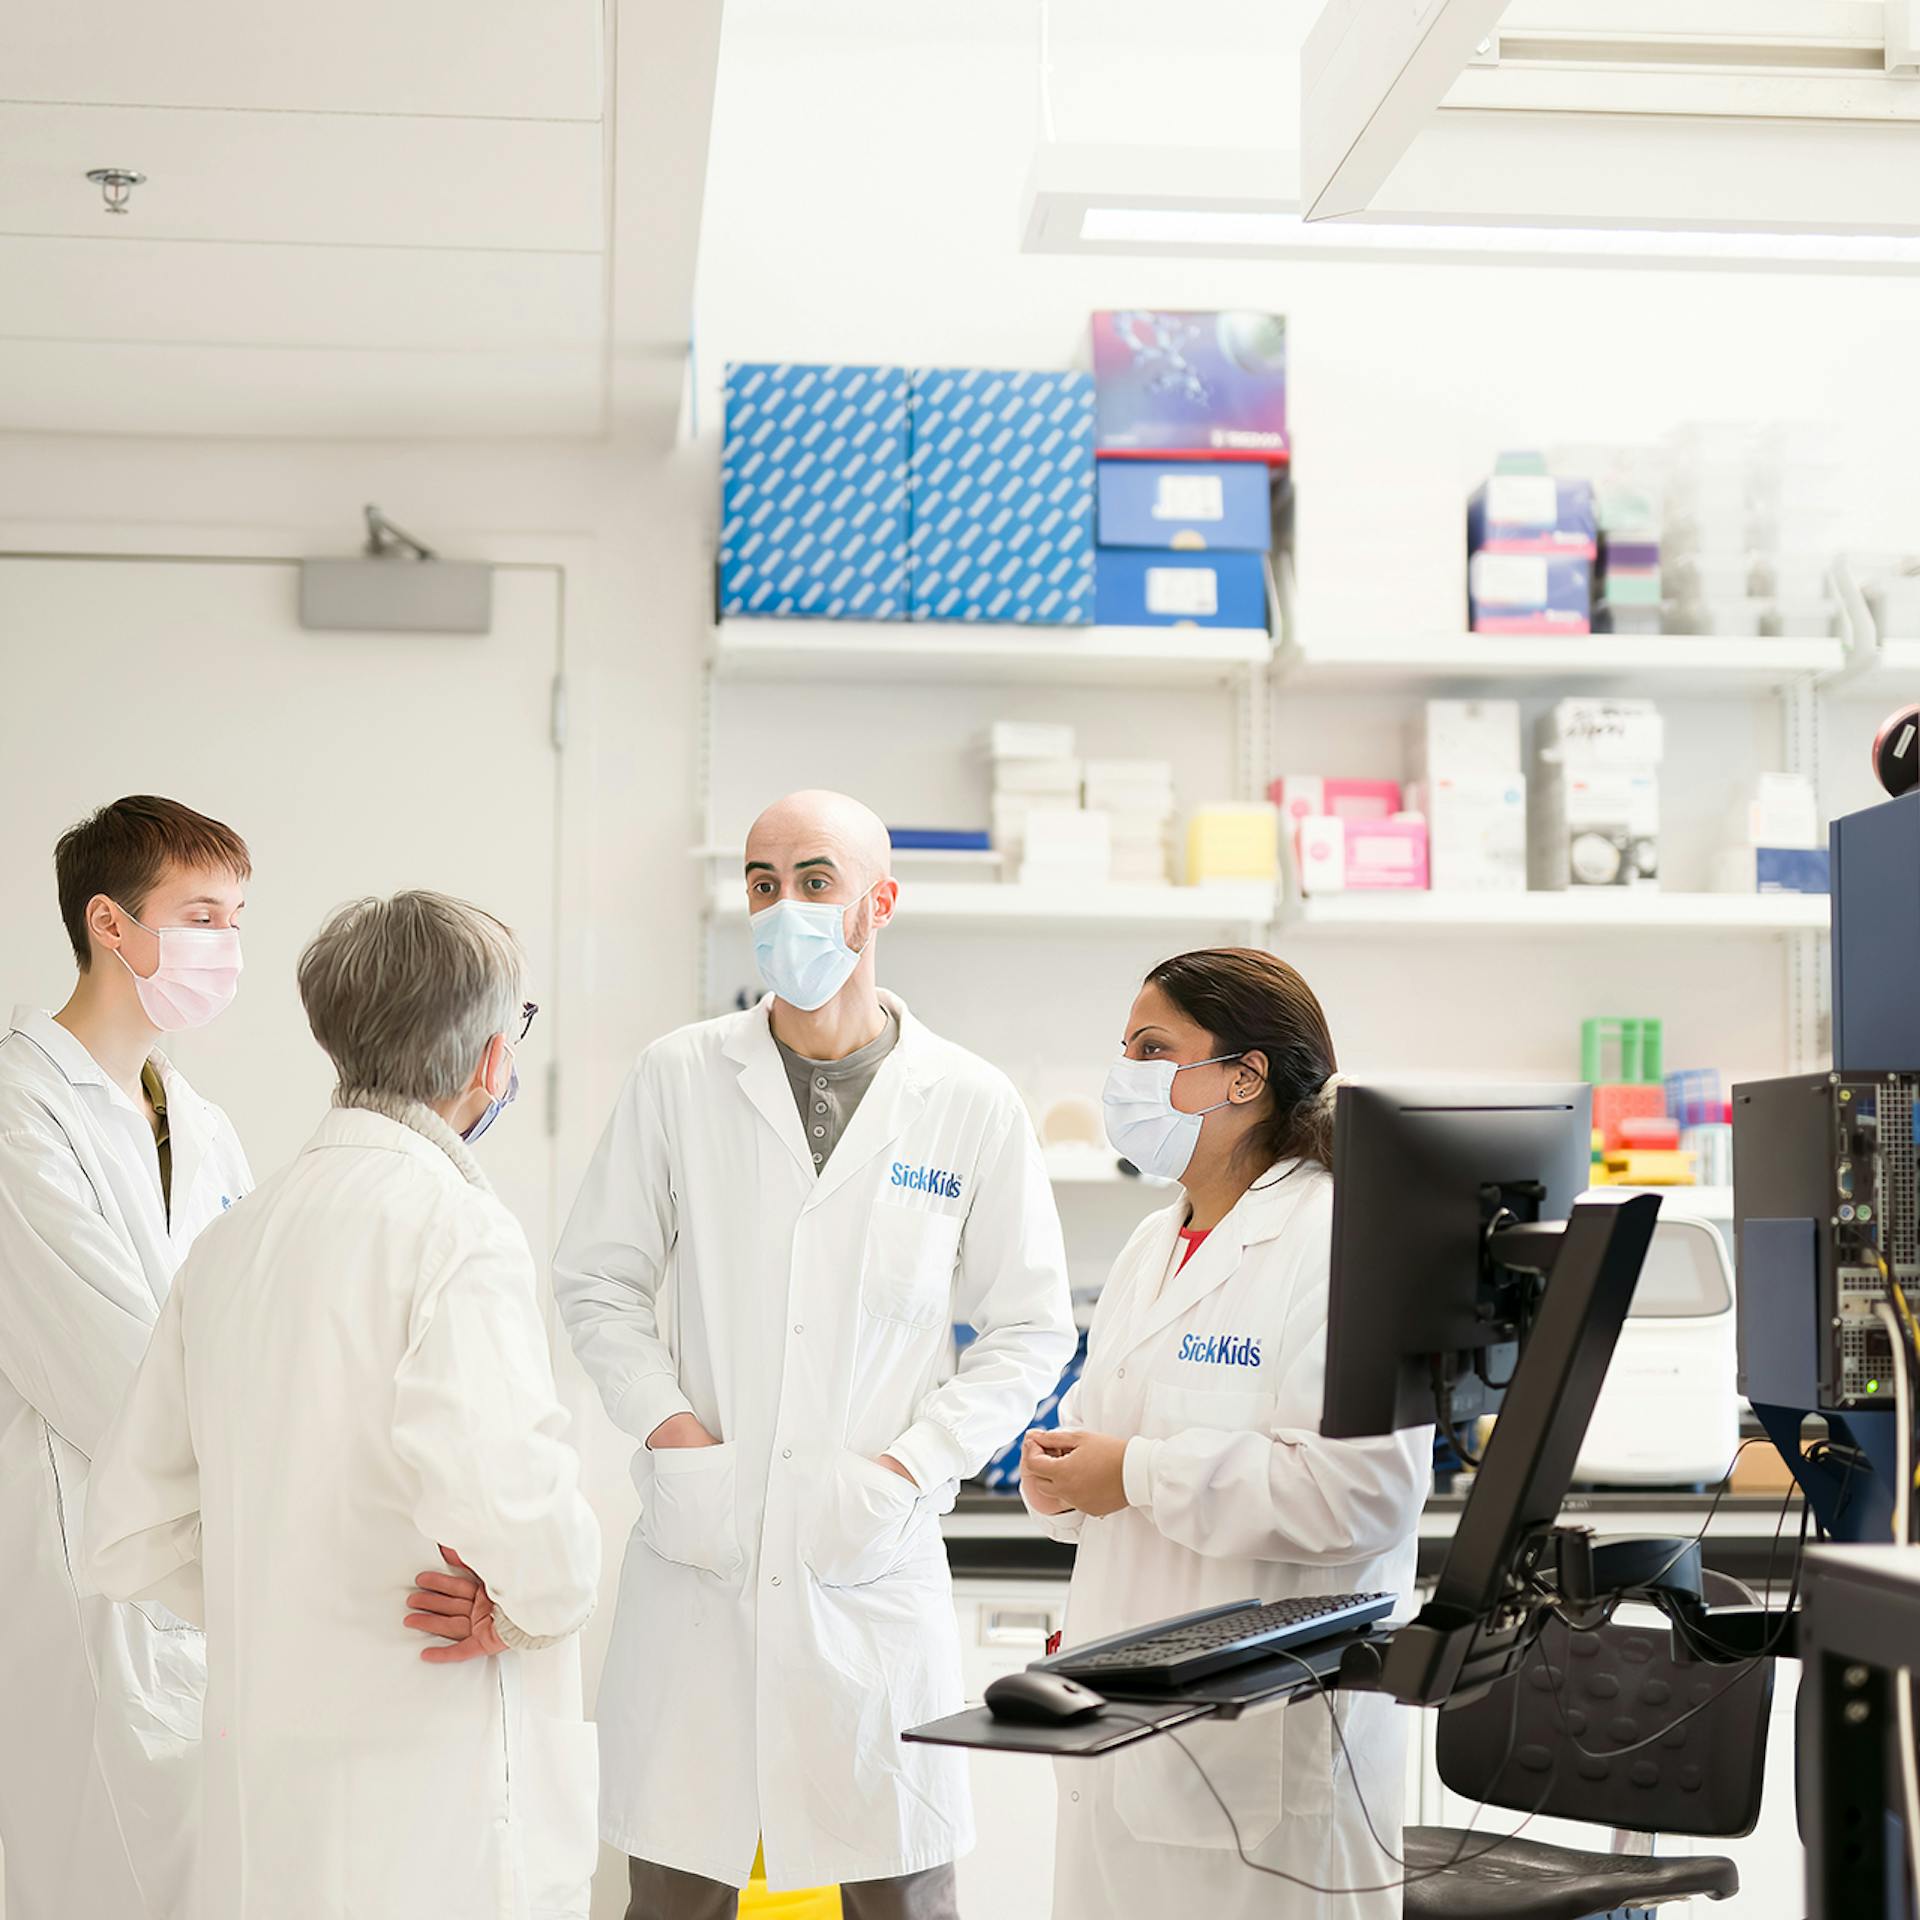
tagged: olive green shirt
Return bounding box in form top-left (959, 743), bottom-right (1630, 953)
top-left (774, 1013), bottom-right (900, 1171)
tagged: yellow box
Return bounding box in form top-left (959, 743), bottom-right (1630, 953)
top-left (1185, 804), bottom-right (1280, 884)
top-left (1595, 1148), bottom-right (1696, 1187)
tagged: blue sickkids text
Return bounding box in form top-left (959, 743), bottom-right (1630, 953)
top-left (891, 1161), bottom-right (964, 1199)
top-left (1178, 1332), bottom-right (1263, 1369)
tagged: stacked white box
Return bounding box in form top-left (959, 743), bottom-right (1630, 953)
top-left (1020, 807), bottom-right (1112, 888)
top-left (1409, 701), bottom-right (1527, 893)
top-left (1084, 758), bottom-right (1175, 885)
top-left (1530, 696), bottom-right (1663, 890)
top-left (989, 721), bottom-right (1082, 872)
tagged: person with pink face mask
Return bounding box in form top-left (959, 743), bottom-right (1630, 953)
top-left (0, 794), bottom-right (253, 1920)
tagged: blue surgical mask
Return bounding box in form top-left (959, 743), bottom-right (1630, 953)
top-left (462, 1065), bottom-right (518, 1144)
top-left (751, 896), bottom-right (869, 1012)
top-left (1101, 1053), bottom-right (1241, 1182)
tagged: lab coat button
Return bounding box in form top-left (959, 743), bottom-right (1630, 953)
top-left (794, 1324), bottom-right (804, 1334)
top-left (770, 1575), bottom-right (782, 1588)
top-left (783, 1448), bottom-right (794, 1460)
top-left (1118, 1366), bottom-right (1127, 1379)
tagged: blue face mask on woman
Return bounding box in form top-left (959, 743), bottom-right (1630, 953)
top-left (461, 1065), bottom-right (518, 1144)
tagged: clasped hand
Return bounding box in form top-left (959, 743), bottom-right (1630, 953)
top-left (1020, 1428), bottom-right (1129, 1518)
top-left (403, 1546), bottom-right (508, 1663)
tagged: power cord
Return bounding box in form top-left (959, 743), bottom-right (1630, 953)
top-left (1095, 1615), bottom-right (1558, 1897)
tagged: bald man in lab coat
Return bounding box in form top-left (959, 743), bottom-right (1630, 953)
top-left (556, 790), bottom-right (1076, 1919)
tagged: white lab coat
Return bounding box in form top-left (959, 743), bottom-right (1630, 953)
top-left (554, 992), bottom-right (1075, 1890)
top-left (0, 1006), bottom-right (251, 1920)
top-left (84, 1104), bottom-right (603, 1920)
top-left (1025, 1164), bottom-right (1431, 1920)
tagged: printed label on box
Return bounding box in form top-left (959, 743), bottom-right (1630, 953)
top-left (1470, 553), bottom-right (1550, 608)
top-left (1485, 475), bottom-right (1559, 529)
top-left (1153, 473), bottom-right (1225, 523)
top-left (1147, 565), bottom-right (1219, 617)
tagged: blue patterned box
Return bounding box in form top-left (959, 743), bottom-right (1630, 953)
top-left (720, 363), bottom-right (910, 619)
top-left (909, 368), bottom-right (1095, 625)
top-left (955, 1326), bottom-right (1090, 1491)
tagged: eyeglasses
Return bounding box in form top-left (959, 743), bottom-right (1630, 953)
top-left (516, 1001), bottom-right (539, 1044)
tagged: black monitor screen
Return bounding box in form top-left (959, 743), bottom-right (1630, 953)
top-left (1324, 1082), bottom-right (1592, 1440)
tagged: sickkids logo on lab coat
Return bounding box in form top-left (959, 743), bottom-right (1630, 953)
top-left (890, 1160), bottom-right (964, 1199)
top-left (1178, 1332), bottom-right (1263, 1369)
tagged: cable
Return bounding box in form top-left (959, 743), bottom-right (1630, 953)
top-left (1095, 1618), bottom-right (1559, 1898)
top-left (1872, 1296), bottom-right (1920, 1907)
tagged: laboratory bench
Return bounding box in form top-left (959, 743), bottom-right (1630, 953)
top-left (942, 1481), bottom-right (1806, 1587)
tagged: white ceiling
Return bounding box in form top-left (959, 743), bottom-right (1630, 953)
top-left (0, 0), bottom-right (718, 439)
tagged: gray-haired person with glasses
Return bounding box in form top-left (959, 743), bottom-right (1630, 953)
top-left (85, 890), bottom-right (603, 1920)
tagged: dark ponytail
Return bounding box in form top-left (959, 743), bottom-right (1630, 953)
top-left (1146, 947), bottom-right (1338, 1173)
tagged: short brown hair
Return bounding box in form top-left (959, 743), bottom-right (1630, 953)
top-left (1146, 948), bottom-right (1339, 1172)
top-left (55, 796), bottom-right (252, 971)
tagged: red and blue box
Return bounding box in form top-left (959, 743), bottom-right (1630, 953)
top-left (908, 368), bottom-right (1095, 625)
top-left (1468, 474), bottom-right (1598, 558)
top-left (720, 363), bottom-right (910, 619)
top-left (1096, 460), bottom-right (1275, 551)
top-left (1468, 552), bottom-right (1594, 636)
top-left (1091, 310), bottom-right (1288, 464)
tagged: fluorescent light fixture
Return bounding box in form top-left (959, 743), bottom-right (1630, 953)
top-left (1028, 145), bottom-right (1920, 275)
top-left (1077, 204), bottom-right (1920, 269)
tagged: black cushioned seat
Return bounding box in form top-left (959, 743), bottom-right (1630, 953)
top-left (1403, 1828), bottom-right (1739, 1918)
top-left (1402, 1603), bottom-right (1772, 1920)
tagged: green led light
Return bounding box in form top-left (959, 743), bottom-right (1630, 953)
top-left (1869, 1379), bottom-right (1882, 1393)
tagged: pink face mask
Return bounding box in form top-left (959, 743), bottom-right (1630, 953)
top-left (114, 912), bottom-right (244, 1032)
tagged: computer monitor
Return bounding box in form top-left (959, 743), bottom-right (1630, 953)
top-left (1323, 1081), bottom-right (1594, 1441)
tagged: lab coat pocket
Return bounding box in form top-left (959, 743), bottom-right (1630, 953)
top-left (640, 1442), bottom-right (744, 1581)
top-left (860, 1204), bottom-right (962, 1331)
top-left (806, 1451), bottom-right (927, 1589)
top-left (515, 1713), bottom-right (600, 1919)
top-left (1111, 1710), bottom-right (1285, 1853)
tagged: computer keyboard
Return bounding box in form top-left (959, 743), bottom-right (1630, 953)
top-left (1047, 1593), bottom-right (1396, 1690)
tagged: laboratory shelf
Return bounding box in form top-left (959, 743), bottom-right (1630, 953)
top-left (1275, 632), bottom-right (1844, 695)
top-left (1823, 636), bottom-right (1920, 705)
top-left (707, 877), bottom-right (1277, 929)
top-left (710, 619), bottom-right (1273, 688)
top-left (1278, 891), bottom-right (1829, 939)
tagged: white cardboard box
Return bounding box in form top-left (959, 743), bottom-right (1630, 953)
top-left (1536, 697), bottom-right (1665, 769)
top-left (1411, 700), bottom-right (1523, 780)
top-left (1530, 764), bottom-right (1660, 889)
top-left (1410, 772), bottom-right (1528, 892)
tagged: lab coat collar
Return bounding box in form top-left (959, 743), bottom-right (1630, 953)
top-left (1121, 1160), bottom-right (1312, 1354)
top-left (9, 1005), bottom-right (114, 1095)
top-left (300, 1104), bottom-right (479, 1188)
top-left (721, 991), bottom-right (946, 1196)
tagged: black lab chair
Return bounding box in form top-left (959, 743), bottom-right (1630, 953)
top-left (1402, 1606), bottom-right (1774, 1919)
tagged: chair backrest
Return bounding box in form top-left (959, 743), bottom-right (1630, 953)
top-left (1435, 1610), bottom-right (1774, 1838)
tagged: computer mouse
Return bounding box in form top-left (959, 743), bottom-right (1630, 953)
top-left (985, 1669), bottom-right (1107, 1725)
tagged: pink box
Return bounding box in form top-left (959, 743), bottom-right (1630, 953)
top-left (1270, 776), bottom-right (1403, 828)
top-left (1342, 817), bottom-right (1429, 890)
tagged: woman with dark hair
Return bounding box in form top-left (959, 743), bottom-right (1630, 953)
top-left (1022, 947), bottom-right (1429, 1920)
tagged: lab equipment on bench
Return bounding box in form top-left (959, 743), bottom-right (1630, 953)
top-left (1573, 1215), bottom-right (1739, 1489)
top-left (1040, 1593), bottom-right (1396, 1691)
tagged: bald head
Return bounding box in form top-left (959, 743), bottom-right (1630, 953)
top-left (745, 790), bottom-right (892, 890)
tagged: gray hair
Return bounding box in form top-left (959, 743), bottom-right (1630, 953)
top-left (298, 891), bottom-right (524, 1104)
